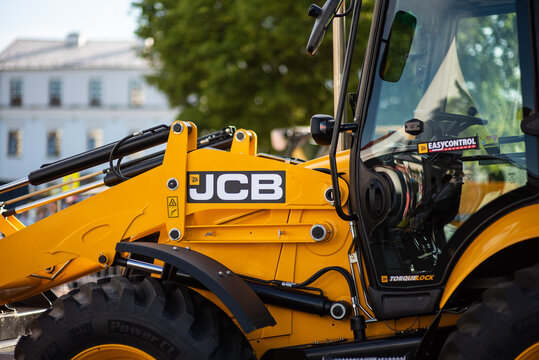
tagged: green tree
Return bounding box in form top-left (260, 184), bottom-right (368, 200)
top-left (456, 13), bottom-right (523, 137)
top-left (134, 0), bottom-right (372, 150)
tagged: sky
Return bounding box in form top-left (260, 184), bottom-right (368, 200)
top-left (0, 0), bottom-right (139, 51)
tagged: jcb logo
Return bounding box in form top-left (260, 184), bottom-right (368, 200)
top-left (190, 174), bottom-right (200, 185)
top-left (187, 171), bottom-right (285, 203)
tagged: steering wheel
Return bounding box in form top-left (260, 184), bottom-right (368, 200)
top-left (428, 112), bottom-right (487, 137)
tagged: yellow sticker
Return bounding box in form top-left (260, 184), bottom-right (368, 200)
top-left (167, 196), bottom-right (179, 218)
top-left (418, 143), bottom-right (428, 154)
top-left (189, 174), bottom-right (200, 185)
top-left (381, 275), bottom-right (388, 283)
top-left (62, 172), bottom-right (80, 192)
top-left (480, 135), bottom-right (499, 148)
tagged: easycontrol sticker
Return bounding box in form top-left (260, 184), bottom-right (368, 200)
top-left (418, 136), bottom-right (478, 154)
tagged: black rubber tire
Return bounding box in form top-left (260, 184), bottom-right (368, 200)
top-left (439, 264), bottom-right (539, 360)
top-left (15, 276), bottom-right (255, 360)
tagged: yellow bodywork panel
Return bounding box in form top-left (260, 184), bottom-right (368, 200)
top-left (0, 121), bottom-right (347, 305)
top-left (0, 121), bottom-right (450, 355)
top-left (440, 203), bottom-right (539, 307)
top-left (0, 215), bottom-right (25, 235)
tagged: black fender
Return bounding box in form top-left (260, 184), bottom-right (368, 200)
top-left (413, 310), bottom-right (451, 359)
top-left (115, 241), bottom-right (276, 333)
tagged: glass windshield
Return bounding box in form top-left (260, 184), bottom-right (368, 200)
top-left (360, 0), bottom-right (536, 286)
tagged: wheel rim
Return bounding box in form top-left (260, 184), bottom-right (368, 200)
top-left (72, 344), bottom-right (156, 360)
top-left (515, 342), bottom-right (539, 360)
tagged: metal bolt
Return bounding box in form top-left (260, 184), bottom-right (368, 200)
top-left (186, 246), bottom-right (191, 250)
top-left (218, 271), bottom-right (224, 277)
top-left (324, 187), bottom-right (335, 203)
top-left (226, 270), bottom-right (232, 276)
top-left (172, 122), bottom-right (183, 134)
top-left (235, 131), bottom-right (245, 141)
top-left (167, 178), bottom-right (178, 190)
top-left (169, 228), bottom-right (181, 241)
top-left (329, 302), bottom-right (347, 320)
top-left (172, 246), bottom-right (179, 251)
top-left (310, 224), bottom-right (328, 242)
top-left (98, 253), bottom-right (108, 264)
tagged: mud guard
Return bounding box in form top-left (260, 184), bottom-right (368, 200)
top-left (116, 241), bottom-right (276, 333)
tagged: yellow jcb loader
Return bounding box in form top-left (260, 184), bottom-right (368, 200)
top-left (1, 0), bottom-right (539, 358)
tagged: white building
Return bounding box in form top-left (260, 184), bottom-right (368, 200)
top-left (0, 33), bottom-right (177, 182)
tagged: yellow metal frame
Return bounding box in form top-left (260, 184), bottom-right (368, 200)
top-left (440, 204), bottom-right (539, 307)
top-left (0, 121), bottom-right (466, 356)
top-left (0, 121), bottom-right (377, 353)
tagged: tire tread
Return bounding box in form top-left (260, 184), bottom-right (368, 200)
top-left (440, 264), bottom-right (539, 360)
top-left (15, 276), bottom-right (254, 360)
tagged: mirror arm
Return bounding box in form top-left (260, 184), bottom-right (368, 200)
top-left (329, 0), bottom-right (362, 222)
top-left (335, 0), bottom-right (355, 17)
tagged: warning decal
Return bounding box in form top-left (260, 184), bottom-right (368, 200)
top-left (167, 196), bottom-right (179, 218)
top-left (418, 136), bottom-right (478, 154)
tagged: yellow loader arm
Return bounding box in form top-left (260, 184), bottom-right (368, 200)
top-left (0, 121), bottom-right (349, 314)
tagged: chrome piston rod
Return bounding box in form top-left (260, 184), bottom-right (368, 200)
top-left (1, 180), bottom-right (104, 217)
top-left (2, 170), bottom-right (102, 206)
top-left (0, 177), bottom-right (29, 195)
top-left (117, 257), bottom-right (163, 275)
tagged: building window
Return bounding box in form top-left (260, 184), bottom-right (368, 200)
top-left (7, 130), bottom-right (22, 157)
top-left (49, 79), bottom-right (62, 106)
top-left (47, 130), bottom-right (61, 157)
top-left (10, 79), bottom-right (22, 106)
top-left (89, 79), bottom-right (102, 107)
top-left (87, 129), bottom-right (103, 150)
top-left (129, 79), bottom-right (144, 107)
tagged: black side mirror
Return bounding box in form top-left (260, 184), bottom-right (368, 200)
top-left (521, 112), bottom-right (539, 136)
top-left (311, 114), bottom-right (335, 145)
top-left (306, 0), bottom-right (344, 55)
top-left (379, 11), bottom-right (417, 82)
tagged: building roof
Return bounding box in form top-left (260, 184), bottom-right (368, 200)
top-left (0, 35), bottom-right (149, 71)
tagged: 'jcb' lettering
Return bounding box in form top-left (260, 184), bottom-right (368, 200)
top-left (188, 171), bottom-right (285, 203)
top-left (190, 174), bottom-right (214, 201)
top-left (217, 174), bottom-right (249, 200)
top-left (252, 173), bottom-right (283, 200)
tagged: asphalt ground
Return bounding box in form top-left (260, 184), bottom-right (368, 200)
top-left (0, 351), bottom-right (14, 359)
top-left (0, 339), bottom-right (16, 359)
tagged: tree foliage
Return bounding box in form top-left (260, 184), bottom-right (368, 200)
top-left (456, 13), bottom-right (523, 137)
top-left (134, 0), bottom-right (372, 149)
